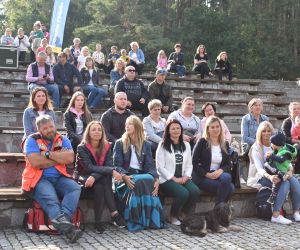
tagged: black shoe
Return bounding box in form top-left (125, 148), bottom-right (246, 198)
top-left (51, 214), bottom-right (73, 233)
top-left (65, 227), bottom-right (83, 243)
top-left (112, 213), bottom-right (127, 228)
top-left (95, 223), bottom-right (105, 234)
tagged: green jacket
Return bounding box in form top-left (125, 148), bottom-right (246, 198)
top-left (148, 80), bottom-right (173, 108)
top-left (269, 144), bottom-right (297, 173)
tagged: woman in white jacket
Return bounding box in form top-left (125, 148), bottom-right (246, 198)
top-left (156, 119), bottom-right (200, 225)
top-left (14, 28), bottom-right (30, 62)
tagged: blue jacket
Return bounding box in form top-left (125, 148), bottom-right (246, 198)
top-left (110, 70), bottom-right (124, 88)
top-left (113, 139), bottom-right (158, 178)
top-left (129, 48), bottom-right (145, 64)
top-left (241, 113), bottom-right (269, 145)
top-left (53, 62), bottom-right (82, 87)
top-left (23, 107), bottom-right (56, 138)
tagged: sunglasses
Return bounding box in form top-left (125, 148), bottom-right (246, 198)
top-left (157, 69), bottom-right (167, 74)
top-left (128, 69), bottom-right (136, 72)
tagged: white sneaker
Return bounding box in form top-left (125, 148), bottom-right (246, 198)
top-left (271, 215), bottom-right (292, 225)
top-left (170, 218), bottom-right (181, 226)
top-left (294, 212), bottom-right (300, 222)
top-left (240, 177), bottom-right (246, 184)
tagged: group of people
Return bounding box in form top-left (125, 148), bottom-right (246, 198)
top-left (2, 21), bottom-right (233, 81)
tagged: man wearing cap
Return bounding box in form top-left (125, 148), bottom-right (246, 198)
top-left (148, 68), bottom-right (174, 113)
top-left (115, 65), bottom-right (149, 117)
top-left (167, 43), bottom-right (186, 77)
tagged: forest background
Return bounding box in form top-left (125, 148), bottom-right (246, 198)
top-left (1, 0), bottom-right (299, 80)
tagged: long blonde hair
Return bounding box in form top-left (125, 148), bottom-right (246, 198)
top-left (203, 116), bottom-right (227, 153)
top-left (82, 121), bottom-right (107, 157)
top-left (255, 121), bottom-right (275, 147)
top-left (65, 91), bottom-right (92, 123)
top-left (122, 115), bottom-right (145, 154)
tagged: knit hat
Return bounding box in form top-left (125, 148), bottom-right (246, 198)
top-left (270, 133), bottom-right (286, 147)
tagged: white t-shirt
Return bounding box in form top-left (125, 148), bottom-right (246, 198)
top-left (88, 69), bottom-right (94, 86)
top-left (131, 52), bottom-right (138, 63)
top-left (37, 110), bottom-right (45, 116)
top-left (75, 117), bottom-right (84, 136)
top-left (77, 55), bottom-right (86, 71)
top-left (129, 144), bottom-right (141, 170)
top-left (210, 145), bottom-right (222, 171)
top-left (263, 145), bottom-right (272, 162)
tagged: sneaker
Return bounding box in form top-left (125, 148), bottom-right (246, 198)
top-left (271, 215), bottom-right (292, 225)
top-left (51, 214), bottom-right (73, 233)
top-left (294, 212), bottom-right (300, 222)
top-left (240, 177), bottom-right (246, 184)
top-left (65, 228), bottom-right (83, 243)
top-left (112, 214), bottom-right (127, 228)
top-left (95, 223), bottom-right (105, 234)
top-left (170, 218), bottom-right (181, 226)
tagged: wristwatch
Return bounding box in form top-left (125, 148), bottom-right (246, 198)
top-left (45, 151), bottom-right (51, 159)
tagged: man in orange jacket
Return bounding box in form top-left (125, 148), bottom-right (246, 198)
top-left (22, 115), bottom-right (82, 243)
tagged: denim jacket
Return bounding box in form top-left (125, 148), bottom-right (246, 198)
top-left (129, 48), bottom-right (145, 64)
top-left (23, 107), bottom-right (56, 138)
top-left (113, 139), bottom-right (158, 178)
top-left (241, 113), bottom-right (269, 145)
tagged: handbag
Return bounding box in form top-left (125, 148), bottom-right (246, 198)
top-left (229, 148), bottom-right (241, 188)
top-left (241, 143), bottom-right (251, 157)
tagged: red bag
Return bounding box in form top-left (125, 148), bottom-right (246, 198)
top-left (23, 201), bottom-right (84, 234)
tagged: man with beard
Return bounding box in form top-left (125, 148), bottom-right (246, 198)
top-left (100, 92), bottom-right (134, 145)
top-left (22, 115), bottom-right (82, 243)
top-left (115, 65), bottom-right (149, 117)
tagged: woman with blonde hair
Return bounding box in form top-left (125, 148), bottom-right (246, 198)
top-left (113, 115), bottom-right (164, 231)
top-left (192, 116), bottom-right (234, 205)
top-left (247, 121), bottom-right (300, 224)
top-left (281, 102), bottom-right (300, 173)
top-left (76, 121), bottom-right (127, 233)
top-left (45, 46), bottom-right (57, 66)
top-left (128, 41), bottom-right (145, 75)
top-left (80, 56), bottom-right (107, 109)
top-left (63, 91), bottom-right (93, 152)
top-left (214, 51), bottom-right (232, 80)
top-left (23, 86), bottom-right (56, 138)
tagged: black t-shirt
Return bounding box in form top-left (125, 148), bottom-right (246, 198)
top-left (194, 53), bottom-right (208, 63)
top-left (173, 144), bottom-right (183, 177)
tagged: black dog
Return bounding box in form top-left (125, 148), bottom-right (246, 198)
top-left (181, 202), bottom-right (233, 237)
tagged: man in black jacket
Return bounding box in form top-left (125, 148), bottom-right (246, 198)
top-left (115, 66), bottom-right (149, 116)
top-left (100, 92), bottom-right (134, 145)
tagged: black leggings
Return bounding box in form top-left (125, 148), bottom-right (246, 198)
top-left (193, 63), bottom-right (211, 79)
top-left (93, 175), bottom-right (117, 224)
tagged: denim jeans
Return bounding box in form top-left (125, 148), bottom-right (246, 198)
top-left (197, 172), bottom-right (235, 205)
top-left (28, 83), bottom-right (60, 108)
top-left (82, 85), bottom-right (107, 108)
top-left (259, 176), bottom-right (300, 212)
top-left (175, 65), bottom-right (186, 77)
top-left (33, 176), bottom-right (81, 220)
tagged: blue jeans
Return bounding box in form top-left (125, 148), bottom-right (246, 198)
top-left (259, 176), bottom-right (300, 212)
top-left (82, 85), bottom-right (107, 108)
top-left (33, 176), bottom-right (81, 220)
top-left (197, 172), bottom-right (235, 205)
top-left (28, 83), bottom-right (60, 108)
top-left (175, 65), bottom-right (186, 76)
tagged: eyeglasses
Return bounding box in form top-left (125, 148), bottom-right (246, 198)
top-left (128, 69), bottom-right (136, 72)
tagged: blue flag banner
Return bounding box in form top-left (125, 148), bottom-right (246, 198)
top-left (49, 0), bottom-right (70, 53)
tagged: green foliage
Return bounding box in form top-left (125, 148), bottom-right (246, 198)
top-left (2, 0), bottom-right (300, 79)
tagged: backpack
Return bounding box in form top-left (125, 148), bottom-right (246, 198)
top-left (255, 188), bottom-right (272, 221)
top-left (23, 201), bottom-right (84, 234)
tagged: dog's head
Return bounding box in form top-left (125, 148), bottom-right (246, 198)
top-left (213, 202), bottom-right (232, 227)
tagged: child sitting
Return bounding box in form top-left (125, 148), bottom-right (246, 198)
top-left (264, 132), bottom-right (297, 204)
top-left (291, 116), bottom-right (300, 144)
top-left (92, 43), bottom-right (107, 73)
top-left (120, 49), bottom-right (130, 65)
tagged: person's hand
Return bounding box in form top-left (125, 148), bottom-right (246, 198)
top-left (181, 176), bottom-right (190, 184)
top-left (286, 170), bottom-right (293, 180)
top-left (152, 179), bottom-right (159, 196)
top-left (172, 60), bottom-right (176, 64)
top-left (183, 134), bottom-right (191, 142)
top-left (112, 170), bottom-right (123, 182)
top-left (38, 76), bottom-right (45, 81)
top-left (265, 151), bottom-right (272, 159)
top-left (162, 106), bottom-right (169, 113)
top-left (64, 85), bottom-right (70, 94)
top-left (123, 175), bottom-right (135, 189)
top-left (172, 176), bottom-right (183, 184)
top-left (127, 100), bottom-right (132, 107)
top-left (73, 86), bottom-right (81, 92)
top-left (213, 169), bottom-right (223, 179)
top-left (270, 175), bottom-right (281, 184)
top-left (85, 176), bottom-right (95, 188)
top-left (139, 98), bottom-right (145, 104)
